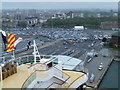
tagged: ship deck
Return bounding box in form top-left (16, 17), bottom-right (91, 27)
top-left (1, 64), bottom-right (29, 88)
top-left (0, 64), bottom-right (87, 89)
top-left (63, 70), bottom-right (86, 88)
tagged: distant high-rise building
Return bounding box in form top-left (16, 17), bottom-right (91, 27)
top-left (67, 11), bottom-right (74, 18)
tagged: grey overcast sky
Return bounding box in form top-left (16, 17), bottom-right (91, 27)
top-left (2, 2), bottom-right (118, 10)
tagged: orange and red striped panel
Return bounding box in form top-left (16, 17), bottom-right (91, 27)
top-left (6, 33), bottom-right (16, 52)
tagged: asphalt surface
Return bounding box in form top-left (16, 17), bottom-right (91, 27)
top-left (85, 48), bottom-right (113, 87)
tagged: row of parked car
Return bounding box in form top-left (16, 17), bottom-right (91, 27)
top-left (94, 34), bottom-right (111, 40)
top-left (6, 28), bottom-right (91, 43)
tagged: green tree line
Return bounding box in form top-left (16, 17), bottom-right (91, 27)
top-left (17, 21), bottom-right (27, 28)
top-left (42, 17), bottom-right (118, 29)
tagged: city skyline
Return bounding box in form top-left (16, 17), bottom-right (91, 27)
top-left (2, 2), bottom-right (118, 10)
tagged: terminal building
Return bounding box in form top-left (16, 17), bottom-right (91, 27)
top-left (74, 26), bottom-right (84, 30)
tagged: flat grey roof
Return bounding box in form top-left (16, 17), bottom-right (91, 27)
top-left (112, 31), bottom-right (120, 37)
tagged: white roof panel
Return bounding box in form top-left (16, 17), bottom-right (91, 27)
top-left (63, 58), bottom-right (81, 65)
top-left (63, 57), bottom-right (82, 70)
top-left (54, 55), bottom-right (82, 70)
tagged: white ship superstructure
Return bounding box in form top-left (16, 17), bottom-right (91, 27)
top-left (0, 40), bottom-right (88, 89)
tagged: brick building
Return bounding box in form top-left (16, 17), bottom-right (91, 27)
top-left (101, 21), bottom-right (118, 30)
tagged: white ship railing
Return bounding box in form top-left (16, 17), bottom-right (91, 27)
top-left (0, 55), bottom-right (56, 67)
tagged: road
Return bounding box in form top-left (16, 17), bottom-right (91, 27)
top-left (85, 48), bottom-right (113, 87)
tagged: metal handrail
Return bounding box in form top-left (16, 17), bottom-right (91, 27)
top-left (0, 55), bottom-right (56, 66)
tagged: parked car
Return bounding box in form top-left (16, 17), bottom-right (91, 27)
top-left (98, 63), bottom-right (103, 70)
top-left (89, 73), bottom-right (95, 83)
top-left (64, 46), bottom-right (68, 49)
top-left (102, 53), bottom-right (108, 57)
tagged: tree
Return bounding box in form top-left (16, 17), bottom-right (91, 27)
top-left (17, 21), bottom-right (27, 28)
top-left (42, 17), bottom-right (117, 29)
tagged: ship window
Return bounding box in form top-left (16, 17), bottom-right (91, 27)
top-left (52, 58), bottom-right (58, 65)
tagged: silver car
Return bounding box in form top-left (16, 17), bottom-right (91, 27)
top-left (98, 63), bottom-right (103, 70)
